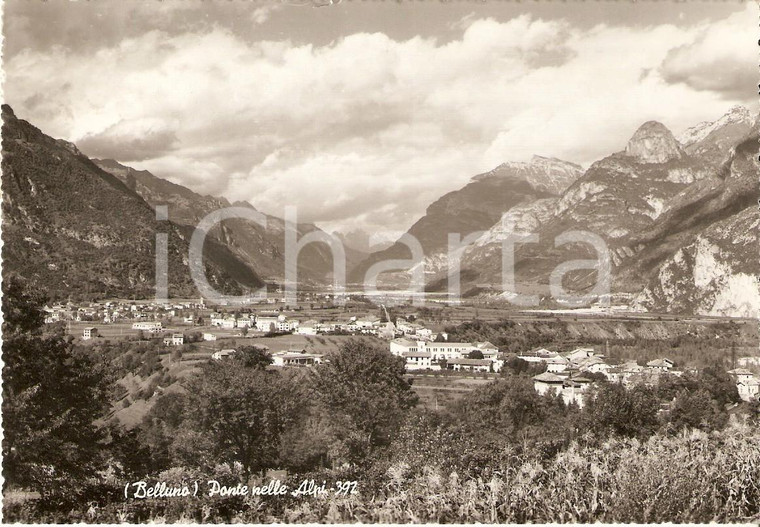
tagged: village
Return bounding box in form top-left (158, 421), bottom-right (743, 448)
top-left (46, 297), bottom-right (760, 410)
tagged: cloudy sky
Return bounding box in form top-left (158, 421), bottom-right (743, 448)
top-left (3, 1), bottom-right (756, 236)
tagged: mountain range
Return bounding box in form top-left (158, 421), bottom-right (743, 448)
top-left (350, 105), bottom-right (759, 317)
top-left (2, 104), bottom-right (757, 316)
top-left (92, 159), bottom-right (364, 285)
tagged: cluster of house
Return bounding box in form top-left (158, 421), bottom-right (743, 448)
top-left (45, 299), bottom-right (207, 325)
top-left (288, 315), bottom-right (441, 340)
top-left (205, 313), bottom-right (433, 340)
top-left (524, 347), bottom-right (684, 406)
top-left (213, 314), bottom-right (441, 340)
top-left (206, 313), bottom-right (393, 335)
top-left (526, 348), bottom-right (760, 406)
top-left (208, 312), bottom-right (299, 333)
top-left (389, 338), bottom-right (500, 372)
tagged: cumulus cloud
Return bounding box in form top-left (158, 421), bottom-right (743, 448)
top-left (659, 5), bottom-right (756, 100)
top-left (3, 6), bottom-right (756, 236)
top-left (78, 119), bottom-right (179, 162)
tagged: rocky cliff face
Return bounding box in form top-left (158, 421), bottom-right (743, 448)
top-left (624, 121), bottom-right (685, 164)
top-left (678, 105), bottom-right (756, 161)
top-left (472, 155), bottom-right (584, 194)
top-left (428, 106), bottom-right (758, 317)
top-left (629, 132), bottom-right (759, 317)
top-left (348, 156), bottom-right (583, 284)
top-left (453, 121), bottom-right (705, 292)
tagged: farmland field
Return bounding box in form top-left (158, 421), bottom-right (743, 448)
top-left (407, 373), bottom-right (497, 410)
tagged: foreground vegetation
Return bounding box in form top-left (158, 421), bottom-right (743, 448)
top-left (3, 278), bottom-right (759, 523)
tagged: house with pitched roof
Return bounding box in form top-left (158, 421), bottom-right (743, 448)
top-left (402, 351), bottom-right (437, 371)
top-left (446, 358), bottom-right (491, 373)
top-left (647, 358), bottom-right (674, 372)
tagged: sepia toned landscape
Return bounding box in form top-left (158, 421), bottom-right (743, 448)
top-left (1, 1), bottom-right (759, 523)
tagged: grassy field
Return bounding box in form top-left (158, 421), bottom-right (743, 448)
top-left (407, 373), bottom-right (497, 410)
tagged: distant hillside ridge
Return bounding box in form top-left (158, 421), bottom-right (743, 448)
top-left (1, 104), bottom-right (263, 300)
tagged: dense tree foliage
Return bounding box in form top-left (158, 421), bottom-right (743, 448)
top-left (582, 383), bottom-right (660, 439)
top-left (310, 340), bottom-right (418, 463)
top-left (2, 278), bottom-right (111, 497)
top-left (181, 362), bottom-right (304, 478)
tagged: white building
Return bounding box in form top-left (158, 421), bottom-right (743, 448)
top-left (474, 341), bottom-right (499, 359)
top-left (392, 339), bottom-right (502, 369)
top-left (163, 333), bottom-right (184, 346)
top-left (132, 321), bottom-right (162, 333)
top-left (564, 348), bottom-right (596, 361)
top-left (546, 356), bottom-right (570, 373)
top-left (737, 378), bottom-right (760, 402)
top-left (533, 372), bottom-right (592, 407)
top-left (415, 327), bottom-right (434, 340)
top-left (296, 320), bottom-right (319, 336)
top-left (646, 358), bottom-right (674, 372)
top-left (355, 316), bottom-right (380, 329)
top-left (203, 333), bottom-right (218, 341)
top-left (446, 358), bottom-right (491, 373)
top-left (395, 319), bottom-right (415, 334)
top-left (402, 351), bottom-right (436, 371)
top-left (728, 368), bottom-right (755, 384)
top-left (729, 368), bottom-right (760, 402)
top-left (82, 327), bottom-right (98, 340)
top-left (212, 349), bottom-right (236, 360)
top-left (518, 348), bottom-right (559, 363)
top-left (424, 342), bottom-right (475, 361)
top-left (272, 351), bottom-right (322, 367)
top-left (390, 338), bottom-right (422, 355)
top-left (236, 317), bottom-right (254, 329)
top-left (256, 316), bottom-right (280, 333)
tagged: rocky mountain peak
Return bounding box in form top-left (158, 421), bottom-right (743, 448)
top-left (2, 104), bottom-right (16, 118)
top-left (474, 155), bottom-right (583, 195)
top-left (624, 121), bottom-right (684, 164)
top-left (678, 105), bottom-right (754, 148)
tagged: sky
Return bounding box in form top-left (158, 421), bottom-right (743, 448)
top-left (3, 0), bottom-right (757, 236)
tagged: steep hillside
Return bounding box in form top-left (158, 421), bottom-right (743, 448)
top-left (1, 105), bottom-right (263, 300)
top-left (349, 156), bottom-right (583, 284)
top-left (457, 120), bottom-right (707, 290)
top-left (424, 106), bottom-right (758, 318)
top-left (628, 133), bottom-right (759, 317)
top-left (94, 159), bottom-right (361, 284)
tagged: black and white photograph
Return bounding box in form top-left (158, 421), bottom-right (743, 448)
top-left (1, 0), bottom-right (759, 523)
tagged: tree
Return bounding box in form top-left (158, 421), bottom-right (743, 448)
top-left (231, 345), bottom-right (272, 369)
top-left (2, 278), bottom-right (111, 497)
top-left (583, 383), bottom-right (660, 439)
top-left (180, 356), bottom-right (301, 479)
top-left (457, 377), bottom-right (549, 436)
top-left (698, 363), bottom-right (740, 406)
top-left (310, 340), bottom-right (418, 463)
top-left (468, 349), bottom-right (484, 359)
top-left (451, 377), bottom-right (578, 460)
top-left (667, 388), bottom-right (727, 432)
top-left (500, 355), bottom-right (545, 377)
